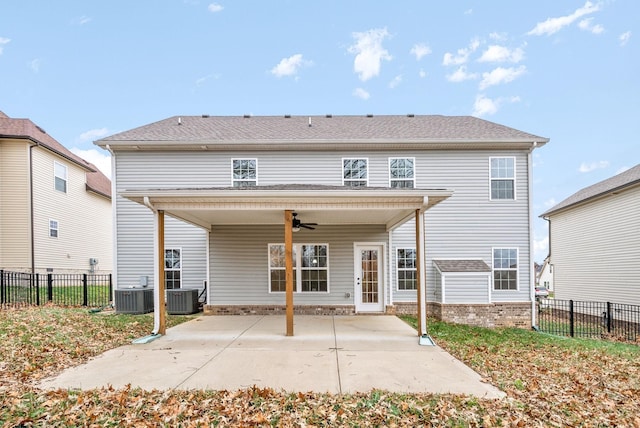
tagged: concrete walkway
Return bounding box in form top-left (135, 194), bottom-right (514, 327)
top-left (40, 315), bottom-right (504, 398)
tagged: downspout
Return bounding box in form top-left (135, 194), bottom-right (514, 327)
top-left (105, 145), bottom-right (117, 296)
top-left (29, 144), bottom-right (36, 274)
top-left (528, 142), bottom-right (538, 327)
top-left (143, 196), bottom-right (162, 335)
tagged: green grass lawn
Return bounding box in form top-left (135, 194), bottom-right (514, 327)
top-left (1, 308), bottom-right (639, 427)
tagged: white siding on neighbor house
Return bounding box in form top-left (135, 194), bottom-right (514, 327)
top-left (550, 184), bottom-right (640, 306)
top-left (391, 151), bottom-right (532, 304)
top-left (30, 147), bottom-right (113, 273)
top-left (209, 224), bottom-right (388, 306)
top-left (0, 140), bottom-right (31, 270)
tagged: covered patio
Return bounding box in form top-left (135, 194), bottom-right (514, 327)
top-left (121, 185), bottom-right (453, 338)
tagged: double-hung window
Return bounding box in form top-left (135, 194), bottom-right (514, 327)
top-left (493, 248), bottom-right (518, 290)
top-left (342, 158), bottom-right (368, 187)
top-left (164, 248), bottom-right (182, 289)
top-left (49, 219), bottom-right (59, 238)
top-left (490, 157), bottom-right (515, 200)
top-left (54, 161), bottom-right (67, 193)
top-left (389, 158), bottom-right (415, 188)
top-left (232, 159), bottom-right (257, 187)
top-left (396, 248), bottom-right (417, 290)
top-left (269, 244), bottom-right (329, 292)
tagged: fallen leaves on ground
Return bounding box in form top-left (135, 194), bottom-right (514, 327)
top-left (1, 307), bottom-right (639, 427)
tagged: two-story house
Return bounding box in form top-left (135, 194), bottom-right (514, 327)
top-left (0, 111), bottom-right (112, 274)
top-left (96, 114), bottom-right (547, 333)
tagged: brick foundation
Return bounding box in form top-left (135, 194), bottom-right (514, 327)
top-left (204, 305), bottom-right (356, 316)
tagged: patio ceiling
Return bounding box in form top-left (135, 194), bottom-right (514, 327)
top-left (120, 186), bottom-right (453, 231)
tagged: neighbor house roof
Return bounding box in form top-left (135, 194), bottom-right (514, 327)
top-left (433, 259), bottom-right (491, 273)
top-left (95, 115), bottom-right (548, 150)
top-left (0, 111), bottom-right (111, 199)
top-left (541, 164), bottom-right (640, 217)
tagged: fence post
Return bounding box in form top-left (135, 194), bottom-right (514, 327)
top-left (569, 300), bottom-right (575, 338)
top-left (82, 273), bottom-right (88, 306)
top-left (47, 273), bottom-right (53, 302)
top-left (0, 270), bottom-right (4, 304)
top-left (108, 274), bottom-right (113, 303)
top-left (606, 301), bottom-right (612, 333)
top-left (35, 273), bottom-right (40, 306)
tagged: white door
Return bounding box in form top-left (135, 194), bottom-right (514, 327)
top-left (354, 244), bottom-right (384, 313)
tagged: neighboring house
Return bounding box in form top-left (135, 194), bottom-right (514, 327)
top-left (96, 114), bottom-right (548, 330)
top-left (536, 256), bottom-right (554, 292)
top-left (540, 164), bottom-right (640, 306)
top-left (0, 111), bottom-right (112, 274)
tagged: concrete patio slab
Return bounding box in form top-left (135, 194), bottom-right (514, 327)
top-left (39, 315), bottom-right (504, 398)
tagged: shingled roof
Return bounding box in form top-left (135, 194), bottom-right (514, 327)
top-left (0, 111), bottom-right (111, 199)
top-left (541, 164), bottom-right (640, 217)
top-left (433, 259), bottom-right (491, 273)
top-left (96, 115), bottom-right (548, 147)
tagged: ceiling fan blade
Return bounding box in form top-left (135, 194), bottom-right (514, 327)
top-left (300, 224), bottom-right (315, 230)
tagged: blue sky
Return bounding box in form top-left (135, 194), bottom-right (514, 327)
top-left (1, 1), bottom-right (638, 262)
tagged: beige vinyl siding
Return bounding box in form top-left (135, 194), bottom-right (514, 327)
top-left (30, 147), bottom-right (112, 273)
top-left (0, 140), bottom-right (31, 270)
top-left (550, 184), bottom-right (640, 306)
top-left (209, 224), bottom-right (387, 305)
top-left (441, 274), bottom-right (491, 304)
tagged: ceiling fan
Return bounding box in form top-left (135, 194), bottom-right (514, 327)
top-left (292, 212), bottom-right (317, 231)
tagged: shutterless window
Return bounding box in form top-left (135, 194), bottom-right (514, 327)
top-left (232, 159), bottom-right (257, 187)
top-left (389, 158), bottom-right (415, 188)
top-left (49, 219), bottom-right (59, 238)
top-left (397, 248), bottom-right (417, 290)
top-left (269, 244), bottom-right (329, 292)
top-left (164, 248), bottom-right (182, 289)
top-left (54, 162), bottom-right (67, 193)
top-left (493, 248), bottom-right (518, 290)
top-left (343, 158), bottom-right (368, 187)
top-left (490, 157), bottom-right (515, 200)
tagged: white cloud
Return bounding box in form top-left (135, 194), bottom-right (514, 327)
top-left (442, 38), bottom-right (480, 66)
top-left (76, 15), bottom-right (92, 25)
top-left (472, 94), bottom-right (520, 117)
top-left (478, 45), bottom-right (525, 63)
top-left (70, 148), bottom-right (112, 179)
top-left (578, 17), bottom-right (604, 34)
top-left (348, 28), bottom-right (392, 82)
top-left (616, 166), bottom-right (630, 175)
top-left (388, 75), bottom-right (402, 89)
top-left (195, 73), bottom-right (220, 86)
top-left (79, 127), bottom-right (110, 142)
top-left (352, 87), bottom-right (370, 100)
top-left (579, 160), bottom-right (609, 172)
top-left (0, 37), bottom-right (10, 55)
top-left (619, 31), bottom-right (631, 46)
top-left (29, 59), bottom-right (41, 73)
top-left (410, 43), bottom-right (431, 61)
top-left (479, 65), bottom-right (526, 90)
top-left (446, 66), bottom-right (478, 82)
top-left (270, 54), bottom-right (312, 78)
top-left (419, 69), bottom-right (427, 78)
top-left (464, 9), bottom-right (473, 15)
top-left (489, 32), bottom-right (507, 42)
top-left (208, 3), bottom-right (224, 13)
top-left (527, 1), bottom-right (601, 36)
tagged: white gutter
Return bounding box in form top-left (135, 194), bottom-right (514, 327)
top-left (105, 145), bottom-right (118, 299)
top-left (528, 142), bottom-right (538, 327)
top-left (143, 196), bottom-right (162, 335)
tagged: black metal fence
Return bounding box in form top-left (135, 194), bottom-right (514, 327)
top-left (0, 270), bottom-right (112, 308)
top-left (537, 298), bottom-right (640, 343)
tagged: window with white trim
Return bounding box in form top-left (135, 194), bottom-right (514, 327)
top-left (493, 248), bottom-right (518, 290)
top-left (396, 248), bottom-right (417, 290)
top-left (164, 248), bottom-right (182, 289)
top-left (389, 158), bottom-right (415, 188)
top-left (54, 162), bottom-right (67, 193)
top-left (490, 157), bottom-right (515, 200)
top-left (49, 219), bottom-right (59, 238)
top-left (342, 158), bottom-right (368, 187)
top-left (232, 159), bottom-right (257, 187)
top-left (269, 244), bottom-right (329, 292)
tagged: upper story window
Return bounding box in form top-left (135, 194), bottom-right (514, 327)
top-left (54, 161), bottom-right (67, 193)
top-left (49, 219), bottom-right (59, 238)
top-left (490, 157), bottom-right (515, 200)
top-left (164, 248), bottom-right (182, 289)
top-left (493, 248), bottom-right (518, 290)
top-left (343, 158), bottom-right (368, 187)
top-left (389, 158), bottom-right (415, 188)
top-left (396, 248), bottom-right (417, 290)
top-left (232, 159), bottom-right (257, 187)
